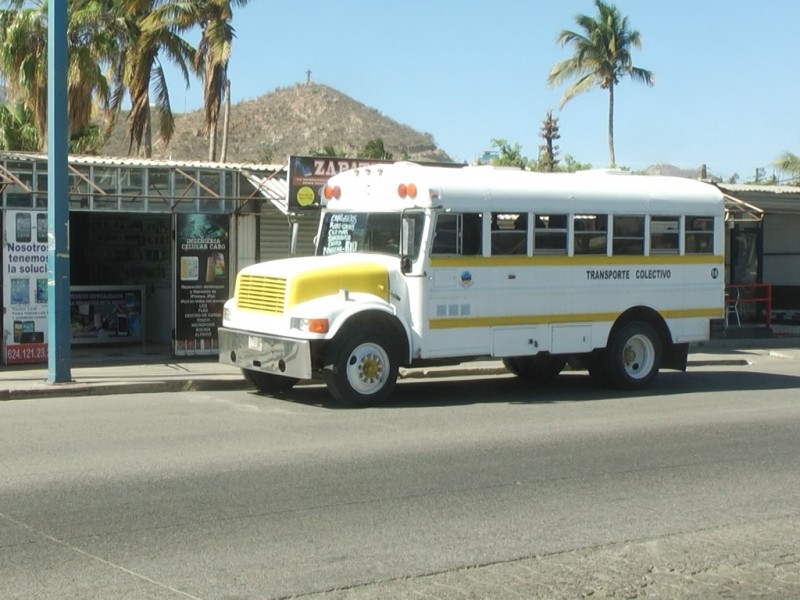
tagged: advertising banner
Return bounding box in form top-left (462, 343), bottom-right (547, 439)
top-left (70, 286), bottom-right (144, 343)
top-left (175, 214), bottom-right (229, 356)
top-left (3, 210), bottom-right (49, 364)
top-left (287, 155), bottom-right (389, 211)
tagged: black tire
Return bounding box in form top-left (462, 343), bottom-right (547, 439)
top-left (502, 355), bottom-right (566, 382)
top-left (585, 350), bottom-right (612, 387)
top-left (324, 329), bottom-right (399, 406)
top-left (604, 321), bottom-right (662, 390)
top-left (242, 368), bottom-right (299, 394)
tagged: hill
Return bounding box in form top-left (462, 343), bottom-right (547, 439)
top-left (101, 83), bottom-right (452, 164)
top-left (641, 163), bottom-right (706, 179)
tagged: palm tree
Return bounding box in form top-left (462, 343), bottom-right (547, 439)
top-left (194, 0), bottom-right (250, 162)
top-left (67, 0), bottom-right (117, 147)
top-left (774, 152), bottom-right (800, 184)
top-left (0, 0), bottom-right (124, 153)
top-left (361, 138), bottom-right (393, 160)
top-left (141, 0), bottom-right (249, 161)
top-left (547, 0), bottom-right (654, 167)
top-left (312, 146), bottom-right (341, 157)
top-left (0, 101), bottom-right (40, 151)
top-left (107, 0), bottom-right (197, 157)
top-left (0, 2), bottom-right (49, 146)
top-left (0, 0), bottom-right (117, 152)
top-left (0, 0), bottom-right (205, 157)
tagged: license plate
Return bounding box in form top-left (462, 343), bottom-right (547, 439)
top-left (248, 336), bottom-right (263, 352)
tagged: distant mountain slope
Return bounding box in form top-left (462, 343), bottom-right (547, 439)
top-left (101, 83), bottom-right (451, 164)
top-left (641, 163), bottom-right (705, 179)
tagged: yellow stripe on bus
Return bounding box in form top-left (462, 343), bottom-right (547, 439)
top-left (429, 254), bottom-right (724, 268)
top-left (428, 307), bottom-right (723, 330)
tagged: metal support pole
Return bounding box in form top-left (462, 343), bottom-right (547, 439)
top-left (48, 0), bottom-right (71, 383)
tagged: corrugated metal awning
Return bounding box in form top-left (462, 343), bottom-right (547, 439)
top-left (723, 193), bottom-right (764, 222)
top-left (1, 150), bottom-right (284, 173)
top-left (717, 182), bottom-right (800, 216)
top-left (241, 169), bottom-right (290, 214)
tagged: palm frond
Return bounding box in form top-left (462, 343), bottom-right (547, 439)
top-left (151, 62), bottom-right (175, 145)
top-left (774, 152), bottom-right (800, 176)
top-left (560, 73), bottom-right (597, 108)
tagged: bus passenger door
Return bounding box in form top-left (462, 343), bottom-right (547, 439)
top-left (425, 212), bottom-right (487, 357)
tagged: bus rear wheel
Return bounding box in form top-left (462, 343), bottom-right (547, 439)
top-left (324, 330), bottom-right (399, 406)
top-left (604, 321), bottom-right (662, 390)
top-left (503, 355), bottom-right (566, 383)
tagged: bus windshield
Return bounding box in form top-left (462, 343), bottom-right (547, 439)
top-left (317, 211), bottom-right (425, 259)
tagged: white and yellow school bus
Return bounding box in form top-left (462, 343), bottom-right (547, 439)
top-left (219, 162), bottom-right (725, 405)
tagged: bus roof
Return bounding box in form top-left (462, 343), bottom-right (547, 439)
top-left (324, 162), bottom-right (724, 215)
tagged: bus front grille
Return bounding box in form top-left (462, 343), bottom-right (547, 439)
top-left (237, 275), bottom-right (286, 314)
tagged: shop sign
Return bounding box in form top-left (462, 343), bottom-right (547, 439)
top-left (287, 155), bottom-right (389, 211)
top-left (175, 214), bottom-right (230, 356)
top-left (3, 211), bottom-right (49, 364)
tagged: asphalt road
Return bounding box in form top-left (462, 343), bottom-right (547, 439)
top-left (2, 358), bottom-right (800, 599)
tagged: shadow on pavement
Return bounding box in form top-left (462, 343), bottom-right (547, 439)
top-left (271, 369), bottom-right (800, 410)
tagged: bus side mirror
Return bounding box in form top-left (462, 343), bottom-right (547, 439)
top-left (401, 256), bottom-right (412, 274)
top-left (400, 217), bottom-right (415, 274)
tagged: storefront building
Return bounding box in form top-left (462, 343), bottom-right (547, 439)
top-left (0, 152), bottom-right (281, 365)
top-left (718, 183), bottom-right (800, 328)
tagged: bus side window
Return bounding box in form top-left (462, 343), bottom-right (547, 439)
top-left (612, 215), bottom-right (644, 255)
top-left (461, 213), bottom-right (483, 255)
top-left (491, 212), bottom-right (527, 255)
top-left (432, 213), bottom-right (483, 256)
top-left (574, 214), bottom-right (608, 255)
top-left (533, 214), bottom-right (567, 254)
top-left (432, 213), bottom-right (458, 254)
top-left (650, 216), bottom-right (679, 254)
top-left (685, 216), bottom-right (714, 254)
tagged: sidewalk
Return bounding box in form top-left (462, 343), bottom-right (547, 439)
top-left (1, 334), bottom-right (798, 401)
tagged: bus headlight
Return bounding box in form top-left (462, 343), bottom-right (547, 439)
top-left (291, 317), bottom-right (330, 334)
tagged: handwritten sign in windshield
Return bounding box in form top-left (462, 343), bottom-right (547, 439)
top-left (321, 213), bottom-right (366, 255)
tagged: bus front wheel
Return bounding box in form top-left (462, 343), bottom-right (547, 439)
top-left (604, 321), bottom-right (662, 390)
top-left (324, 331), bottom-right (399, 406)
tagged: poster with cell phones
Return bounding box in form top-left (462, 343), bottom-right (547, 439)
top-left (3, 210), bottom-right (49, 364)
top-left (174, 214), bottom-right (230, 356)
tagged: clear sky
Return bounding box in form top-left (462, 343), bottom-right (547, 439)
top-left (166, 0), bottom-right (800, 180)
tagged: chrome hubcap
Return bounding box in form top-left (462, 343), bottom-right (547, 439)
top-left (347, 342), bottom-right (389, 394)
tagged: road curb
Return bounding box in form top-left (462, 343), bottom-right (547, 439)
top-left (0, 378), bottom-right (253, 402)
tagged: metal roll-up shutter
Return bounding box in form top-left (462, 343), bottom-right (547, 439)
top-left (259, 202), bottom-right (292, 262)
top-left (294, 212), bottom-right (320, 257)
top-left (259, 205), bottom-right (320, 262)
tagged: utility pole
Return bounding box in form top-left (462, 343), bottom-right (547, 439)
top-left (48, 0), bottom-right (71, 383)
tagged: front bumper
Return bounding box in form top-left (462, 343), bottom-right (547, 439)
top-left (218, 327), bottom-right (313, 380)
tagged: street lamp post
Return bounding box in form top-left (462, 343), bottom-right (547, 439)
top-left (47, 0), bottom-right (71, 383)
